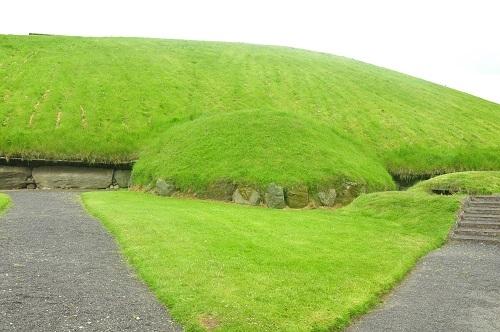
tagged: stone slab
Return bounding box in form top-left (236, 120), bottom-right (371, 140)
top-left (32, 166), bottom-right (113, 189)
top-left (0, 166), bottom-right (32, 189)
top-left (114, 170), bottom-right (132, 188)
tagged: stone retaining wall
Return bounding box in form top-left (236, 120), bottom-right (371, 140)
top-left (0, 163), bottom-right (363, 209)
top-left (0, 165), bottom-right (131, 190)
top-left (155, 179), bottom-right (366, 209)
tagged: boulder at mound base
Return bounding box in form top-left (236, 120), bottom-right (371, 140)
top-left (338, 182), bottom-right (366, 204)
top-left (265, 183), bottom-right (286, 209)
top-left (233, 187), bottom-right (261, 205)
top-left (205, 180), bottom-right (236, 201)
top-left (114, 170), bottom-right (132, 188)
top-left (285, 185), bottom-right (309, 208)
top-left (156, 179), bottom-right (176, 196)
top-left (32, 166), bottom-right (113, 189)
top-left (318, 188), bottom-right (337, 207)
top-left (0, 166), bottom-right (31, 189)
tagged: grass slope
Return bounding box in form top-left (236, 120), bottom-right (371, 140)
top-left (83, 191), bottom-right (460, 331)
top-left (133, 110), bottom-right (395, 191)
top-left (411, 171), bottom-right (500, 195)
top-left (1, 35), bottom-right (500, 191)
top-left (0, 194), bottom-right (9, 213)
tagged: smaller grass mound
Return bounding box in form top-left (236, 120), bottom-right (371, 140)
top-left (0, 194), bottom-right (9, 213)
top-left (384, 146), bottom-right (500, 180)
top-left (410, 171), bottom-right (500, 195)
top-left (133, 110), bottom-right (395, 193)
top-left (83, 190), bottom-right (459, 331)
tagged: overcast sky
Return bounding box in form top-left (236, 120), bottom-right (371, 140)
top-left (2, 0), bottom-right (500, 104)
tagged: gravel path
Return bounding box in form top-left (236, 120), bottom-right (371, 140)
top-left (0, 191), bottom-right (181, 332)
top-left (347, 241), bottom-right (500, 332)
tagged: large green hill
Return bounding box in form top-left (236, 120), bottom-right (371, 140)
top-left (1, 35), bottom-right (499, 192)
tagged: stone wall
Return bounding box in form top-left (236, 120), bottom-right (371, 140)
top-left (0, 165), bottom-right (131, 190)
top-left (0, 162), bottom-right (363, 209)
top-left (154, 179), bottom-right (366, 209)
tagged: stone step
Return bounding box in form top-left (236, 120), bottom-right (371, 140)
top-left (459, 214), bottom-right (500, 222)
top-left (470, 196), bottom-right (500, 202)
top-left (461, 213), bottom-right (500, 221)
top-left (461, 219), bottom-right (500, 225)
top-left (460, 218), bottom-right (500, 225)
top-left (463, 207), bottom-right (500, 214)
top-left (451, 234), bottom-right (500, 243)
top-left (454, 228), bottom-right (500, 237)
top-left (467, 201), bottom-right (500, 208)
top-left (463, 212), bottom-right (500, 218)
top-left (467, 197), bottom-right (500, 204)
top-left (458, 220), bottom-right (500, 229)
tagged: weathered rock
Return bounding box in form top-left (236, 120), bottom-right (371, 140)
top-left (113, 170), bottom-right (132, 188)
top-left (0, 166), bottom-right (32, 189)
top-left (32, 166), bottom-right (113, 189)
top-left (338, 181), bottom-right (366, 204)
top-left (205, 180), bottom-right (236, 201)
top-left (318, 188), bottom-right (337, 207)
top-left (265, 183), bottom-right (286, 209)
top-left (285, 185), bottom-right (309, 208)
top-left (232, 187), bottom-right (261, 205)
top-left (156, 179), bottom-right (176, 196)
top-left (26, 183), bottom-right (36, 190)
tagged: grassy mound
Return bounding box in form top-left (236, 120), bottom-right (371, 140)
top-left (0, 194), bottom-right (8, 213)
top-left (133, 110), bottom-right (395, 191)
top-left (83, 190), bottom-right (460, 331)
top-left (410, 171), bottom-right (500, 195)
top-left (1, 35), bottom-right (499, 189)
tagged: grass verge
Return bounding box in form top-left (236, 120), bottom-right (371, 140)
top-left (82, 191), bottom-right (460, 331)
top-left (0, 193), bottom-right (9, 214)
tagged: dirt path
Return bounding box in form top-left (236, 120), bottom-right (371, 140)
top-left (347, 241), bottom-right (500, 332)
top-left (0, 191), bottom-right (181, 331)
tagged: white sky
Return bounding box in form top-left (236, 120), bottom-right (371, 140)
top-left (2, 0), bottom-right (500, 104)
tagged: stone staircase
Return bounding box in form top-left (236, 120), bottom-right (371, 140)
top-left (451, 195), bottom-right (500, 243)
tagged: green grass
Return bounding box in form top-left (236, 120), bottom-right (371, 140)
top-left (0, 193), bottom-right (9, 213)
top-left (133, 110), bottom-right (395, 192)
top-left (1, 35), bottom-right (500, 193)
top-left (410, 171), bottom-right (500, 195)
top-left (82, 191), bottom-right (460, 331)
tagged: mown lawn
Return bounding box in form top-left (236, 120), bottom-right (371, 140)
top-left (0, 193), bottom-right (9, 213)
top-left (82, 191), bottom-right (460, 331)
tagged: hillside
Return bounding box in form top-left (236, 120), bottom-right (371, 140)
top-left (1, 35), bottom-right (499, 192)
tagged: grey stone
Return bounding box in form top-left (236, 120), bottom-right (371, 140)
top-left (32, 166), bottom-right (113, 189)
top-left (26, 183), bottom-right (37, 190)
top-left (156, 179), bottom-right (176, 196)
top-left (205, 180), bottom-right (236, 201)
top-left (232, 187), bottom-right (261, 205)
top-left (318, 188), bottom-right (337, 207)
top-left (265, 183), bottom-right (286, 209)
top-left (113, 170), bottom-right (132, 188)
top-left (285, 185), bottom-right (309, 208)
top-left (0, 166), bottom-right (32, 189)
top-left (338, 181), bottom-right (366, 204)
